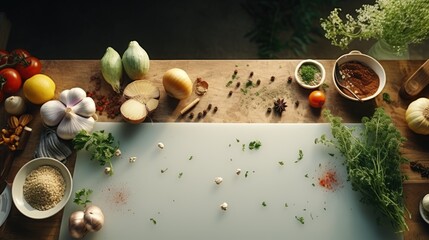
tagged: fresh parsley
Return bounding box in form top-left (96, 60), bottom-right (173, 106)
top-left (73, 188), bottom-right (93, 207)
top-left (73, 130), bottom-right (119, 176)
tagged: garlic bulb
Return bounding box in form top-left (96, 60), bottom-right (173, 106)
top-left (405, 97), bottom-right (429, 135)
top-left (40, 87), bottom-right (96, 140)
top-left (4, 96), bottom-right (26, 115)
top-left (84, 205), bottom-right (105, 232)
top-left (69, 211), bottom-right (88, 239)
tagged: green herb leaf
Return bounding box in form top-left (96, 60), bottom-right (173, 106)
top-left (382, 92), bottom-right (392, 103)
top-left (320, 108), bottom-right (409, 232)
top-left (295, 216), bottom-right (305, 224)
top-left (73, 188), bottom-right (93, 207)
top-left (73, 130), bottom-right (119, 175)
top-left (249, 140), bottom-right (262, 150)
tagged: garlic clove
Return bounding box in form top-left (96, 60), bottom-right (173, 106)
top-left (69, 211), bottom-right (88, 239)
top-left (40, 100), bottom-right (67, 126)
top-left (60, 87), bottom-right (87, 107)
top-left (4, 96), bottom-right (26, 115)
top-left (84, 205), bottom-right (105, 232)
top-left (57, 111), bottom-right (95, 140)
top-left (71, 97), bottom-right (96, 117)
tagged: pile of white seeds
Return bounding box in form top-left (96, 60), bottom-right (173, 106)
top-left (23, 165), bottom-right (66, 211)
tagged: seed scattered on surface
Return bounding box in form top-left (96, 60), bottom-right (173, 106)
top-left (228, 91), bottom-right (233, 97)
top-left (203, 110), bottom-right (207, 116)
top-left (129, 156), bottom-right (137, 163)
top-left (234, 69), bottom-right (238, 75)
top-left (270, 76), bottom-right (275, 82)
top-left (249, 71), bottom-right (254, 77)
top-left (236, 82), bottom-right (241, 88)
top-left (287, 76), bottom-right (293, 83)
top-left (158, 142), bottom-right (164, 149)
top-left (104, 167), bottom-right (112, 175)
top-left (207, 104), bottom-right (212, 111)
top-left (295, 100), bottom-right (300, 108)
top-left (236, 168), bottom-right (242, 175)
top-left (266, 107), bottom-right (272, 114)
top-left (114, 149), bottom-right (122, 156)
top-left (220, 202), bottom-right (228, 211)
top-left (189, 112), bottom-right (194, 119)
top-left (213, 106), bottom-right (218, 113)
top-left (198, 112), bottom-right (203, 119)
top-left (256, 79), bottom-right (261, 86)
top-left (214, 177), bottom-right (223, 185)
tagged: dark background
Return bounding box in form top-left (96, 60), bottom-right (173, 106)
top-left (1, 0), bottom-right (428, 60)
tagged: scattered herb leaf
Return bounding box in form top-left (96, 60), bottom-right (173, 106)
top-left (161, 168), bottom-right (168, 173)
top-left (226, 80), bottom-right (233, 87)
top-left (278, 161), bottom-right (284, 166)
top-left (245, 170), bottom-right (249, 178)
top-left (73, 188), bottom-right (93, 207)
top-left (262, 201), bottom-right (267, 207)
top-left (285, 203), bottom-right (288, 207)
top-left (382, 92), bottom-right (392, 103)
top-left (295, 149), bottom-right (303, 163)
top-left (242, 144), bottom-right (246, 151)
top-left (305, 174), bottom-right (309, 178)
top-left (150, 218), bottom-right (157, 225)
top-left (249, 140), bottom-right (262, 150)
top-left (188, 156), bottom-right (193, 160)
top-left (295, 216), bottom-right (305, 224)
top-left (178, 172), bottom-right (183, 178)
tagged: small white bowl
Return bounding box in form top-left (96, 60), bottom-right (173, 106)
top-left (420, 200), bottom-right (429, 224)
top-left (12, 157), bottom-right (73, 219)
top-left (333, 50), bottom-right (386, 101)
top-left (295, 59), bottom-right (326, 89)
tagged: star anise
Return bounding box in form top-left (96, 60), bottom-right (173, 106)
top-left (273, 98), bottom-right (287, 115)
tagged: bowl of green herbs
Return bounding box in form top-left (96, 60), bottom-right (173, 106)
top-left (295, 59), bottom-right (325, 89)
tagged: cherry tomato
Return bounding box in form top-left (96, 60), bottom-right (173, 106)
top-left (308, 90), bottom-right (326, 108)
top-left (8, 48), bottom-right (31, 65)
top-left (0, 68), bottom-right (22, 94)
top-left (15, 56), bottom-right (42, 80)
top-left (0, 50), bottom-right (8, 66)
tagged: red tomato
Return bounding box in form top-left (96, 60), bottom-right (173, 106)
top-left (0, 68), bottom-right (22, 94)
top-left (8, 48), bottom-right (31, 64)
top-left (15, 56), bottom-right (42, 80)
top-left (0, 50), bottom-right (8, 65)
top-left (308, 90), bottom-right (326, 108)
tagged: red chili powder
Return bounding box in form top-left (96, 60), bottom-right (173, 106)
top-left (318, 170), bottom-right (338, 190)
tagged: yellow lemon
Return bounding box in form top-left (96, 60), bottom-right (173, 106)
top-left (23, 74), bottom-right (56, 104)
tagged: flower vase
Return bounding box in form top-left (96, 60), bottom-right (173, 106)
top-left (368, 39), bottom-right (410, 60)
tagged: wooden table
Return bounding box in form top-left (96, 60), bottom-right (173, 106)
top-left (1, 60), bottom-right (428, 239)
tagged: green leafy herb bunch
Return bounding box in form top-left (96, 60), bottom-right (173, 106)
top-left (320, 0), bottom-right (429, 54)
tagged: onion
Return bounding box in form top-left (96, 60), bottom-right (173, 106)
top-left (162, 68), bottom-right (193, 100)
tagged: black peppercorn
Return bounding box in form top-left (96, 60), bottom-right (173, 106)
top-left (287, 76), bottom-right (293, 84)
top-left (256, 79), bottom-right (261, 86)
top-left (207, 104), bottom-right (212, 111)
top-left (203, 110), bottom-right (207, 116)
top-left (213, 106), bottom-right (218, 113)
top-left (228, 90), bottom-right (233, 97)
top-left (236, 82), bottom-right (241, 88)
top-left (197, 112), bottom-right (203, 119)
top-left (270, 76), bottom-right (275, 82)
top-left (189, 112), bottom-right (194, 119)
top-left (267, 107), bottom-right (272, 114)
top-left (249, 71), bottom-right (254, 78)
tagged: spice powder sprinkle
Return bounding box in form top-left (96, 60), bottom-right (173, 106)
top-left (23, 165), bottom-right (66, 211)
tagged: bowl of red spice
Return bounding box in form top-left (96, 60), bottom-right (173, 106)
top-left (11, 157), bottom-right (73, 219)
top-left (295, 59), bottom-right (326, 89)
top-left (333, 51), bottom-right (386, 101)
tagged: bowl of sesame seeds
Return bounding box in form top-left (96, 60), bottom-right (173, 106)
top-left (11, 157), bottom-right (72, 219)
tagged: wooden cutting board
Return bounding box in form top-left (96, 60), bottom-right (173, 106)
top-left (59, 123), bottom-right (403, 240)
